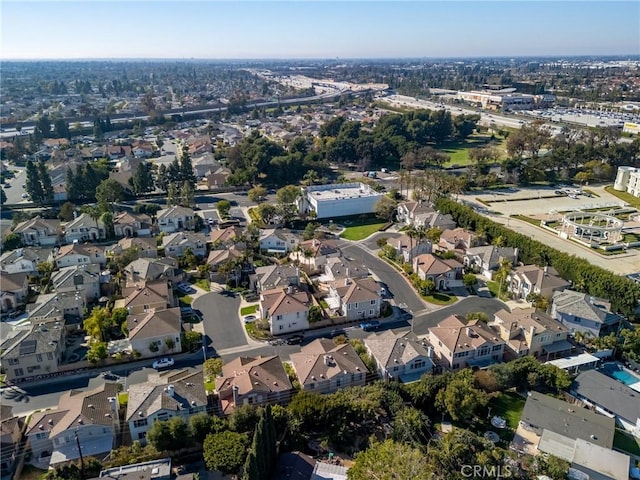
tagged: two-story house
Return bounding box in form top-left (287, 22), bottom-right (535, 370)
top-left (209, 226), bottom-right (244, 249)
top-left (1, 321), bottom-right (66, 383)
top-left (551, 290), bottom-right (624, 338)
top-left (127, 307), bottom-right (182, 359)
top-left (323, 257), bottom-right (370, 283)
top-left (289, 238), bottom-right (341, 272)
top-left (509, 265), bottom-right (570, 301)
top-left (463, 246), bottom-right (518, 280)
top-left (27, 291), bottom-right (86, 325)
top-left (290, 339), bottom-right (368, 394)
top-left (127, 369), bottom-right (208, 444)
top-left (156, 206), bottom-right (195, 234)
top-left (25, 383), bottom-right (119, 468)
top-left (207, 247), bottom-right (243, 280)
top-left (51, 265), bottom-right (101, 304)
top-left (328, 277), bottom-right (382, 321)
top-left (215, 356), bottom-right (293, 415)
top-left (412, 254), bottom-right (464, 291)
top-left (396, 201), bottom-right (434, 226)
top-left (55, 244), bottom-right (106, 269)
top-left (251, 264), bottom-right (300, 293)
top-left (63, 213), bottom-right (106, 244)
top-left (115, 280), bottom-right (173, 315)
top-left (364, 331), bottom-right (435, 383)
top-left (428, 315), bottom-right (505, 370)
top-left (492, 308), bottom-right (572, 360)
top-left (0, 247), bottom-right (55, 275)
top-left (438, 227), bottom-right (479, 254)
top-left (0, 406), bottom-right (24, 477)
top-left (260, 286), bottom-right (311, 335)
top-left (124, 257), bottom-right (182, 283)
top-left (162, 231), bottom-right (208, 258)
top-left (259, 229), bottom-right (299, 254)
top-left (112, 211), bottom-right (153, 238)
top-left (107, 236), bottom-right (158, 259)
top-left (390, 234), bottom-right (432, 263)
top-left (0, 272), bottom-right (29, 313)
top-left (12, 217), bottom-right (61, 247)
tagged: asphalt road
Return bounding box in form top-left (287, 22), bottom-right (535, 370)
top-left (411, 296), bottom-right (507, 335)
top-left (193, 291), bottom-right (246, 353)
top-left (339, 241), bottom-right (427, 314)
top-left (2, 166), bottom-right (27, 204)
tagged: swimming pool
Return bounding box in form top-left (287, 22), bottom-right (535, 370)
top-left (601, 363), bottom-right (640, 386)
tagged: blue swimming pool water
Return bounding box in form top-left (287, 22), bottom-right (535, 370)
top-left (602, 364), bottom-right (640, 386)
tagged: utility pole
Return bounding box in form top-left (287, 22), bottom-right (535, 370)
top-left (75, 430), bottom-right (85, 480)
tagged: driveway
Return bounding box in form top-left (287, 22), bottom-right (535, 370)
top-left (192, 291), bottom-right (247, 353)
top-left (339, 241), bottom-right (427, 314)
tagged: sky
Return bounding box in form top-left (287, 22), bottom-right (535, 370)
top-left (1, 1), bottom-right (639, 59)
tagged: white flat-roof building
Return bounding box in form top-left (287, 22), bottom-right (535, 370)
top-left (299, 183), bottom-right (384, 219)
top-left (614, 166), bottom-right (640, 197)
top-left (456, 89), bottom-right (554, 111)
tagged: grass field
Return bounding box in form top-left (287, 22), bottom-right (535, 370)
top-left (194, 279), bottom-right (210, 291)
top-left (489, 391), bottom-right (526, 430)
top-left (605, 185), bottom-right (640, 208)
top-left (439, 134), bottom-right (507, 167)
top-left (340, 222), bottom-right (387, 241)
top-left (178, 295), bottom-right (193, 305)
top-left (423, 292), bottom-right (457, 305)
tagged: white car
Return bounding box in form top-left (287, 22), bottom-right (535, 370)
top-left (152, 358), bottom-right (175, 369)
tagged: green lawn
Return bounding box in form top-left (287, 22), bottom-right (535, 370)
top-left (511, 214), bottom-right (541, 226)
top-left (489, 391), bottom-right (526, 430)
top-left (245, 322), bottom-right (271, 340)
top-left (614, 429), bottom-right (640, 456)
top-left (340, 222), bottom-right (388, 241)
top-left (178, 295), bottom-right (193, 305)
top-left (605, 185), bottom-right (640, 208)
top-left (439, 134), bottom-right (507, 167)
top-left (194, 279), bottom-right (211, 291)
top-left (423, 292), bottom-right (457, 305)
top-left (240, 304), bottom-right (258, 316)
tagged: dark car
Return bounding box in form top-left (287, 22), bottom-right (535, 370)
top-left (360, 320), bottom-right (381, 332)
top-left (286, 334), bottom-right (305, 345)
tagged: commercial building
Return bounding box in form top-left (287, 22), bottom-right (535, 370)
top-left (614, 166), bottom-right (640, 197)
top-left (456, 89), bottom-right (554, 111)
top-left (298, 183), bottom-right (384, 219)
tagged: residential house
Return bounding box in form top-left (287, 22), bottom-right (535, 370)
top-left (12, 217), bottom-right (61, 247)
top-left (132, 141), bottom-right (154, 158)
top-left (327, 277), bottom-right (382, 321)
top-left (206, 169), bottom-right (231, 190)
top-left (290, 238), bottom-right (341, 272)
top-left (112, 211), bottom-right (153, 238)
top-left (124, 257), bottom-right (182, 283)
top-left (412, 254), bottom-right (464, 290)
top-left (127, 307), bottom-right (182, 359)
top-left (106, 144), bottom-right (132, 160)
top-left (126, 370), bottom-right (207, 444)
top-left (28, 291), bottom-right (86, 325)
top-left (438, 227), bottom-right (479, 254)
top-left (259, 229), bottom-right (299, 254)
top-left (551, 290), bottom-right (624, 338)
top-left (509, 265), bottom-right (570, 301)
top-left (390, 234), bottom-right (432, 264)
top-left (51, 265), bottom-right (101, 304)
top-left (364, 331), bottom-right (435, 383)
top-left (396, 201), bottom-right (433, 225)
top-left (518, 391), bottom-right (615, 452)
top-left (192, 153), bottom-right (220, 178)
top-left (427, 315), bottom-right (505, 370)
top-left (116, 280), bottom-right (173, 315)
top-left (290, 338), bottom-right (368, 394)
top-left (206, 246), bottom-right (243, 279)
top-left (251, 264), bottom-right (300, 293)
top-left (323, 257), bottom-right (369, 282)
top-left (571, 370), bottom-right (640, 437)
top-left (0, 247), bottom-right (54, 275)
top-left (396, 202), bottom-right (456, 230)
top-left (63, 213), bottom-right (106, 244)
top-left (260, 286), bottom-right (311, 335)
top-left (0, 406), bottom-right (24, 477)
top-left (162, 231), bottom-right (207, 258)
top-left (492, 308), bottom-right (572, 360)
top-left (0, 272), bottom-right (29, 313)
top-left (25, 383), bottom-right (119, 468)
top-left (55, 243), bottom-right (106, 269)
top-left (464, 246), bottom-right (518, 280)
top-left (0, 321), bottom-right (66, 382)
top-left (107, 237), bottom-right (157, 259)
top-left (209, 226), bottom-right (244, 248)
top-left (94, 458), bottom-right (173, 480)
top-left (215, 356), bottom-right (293, 415)
top-left (543, 437), bottom-right (630, 480)
top-left (156, 206), bottom-right (195, 234)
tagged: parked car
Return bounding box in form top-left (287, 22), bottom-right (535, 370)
top-left (360, 320), bottom-right (381, 332)
top-left (152, 358), bottom-right (175, 369)
top-left (177, 282), bottom-right (195, 294)
top-left (101, 371), bottom-right (119, 381)
top-left (286, 334), bottom-right (305, 345)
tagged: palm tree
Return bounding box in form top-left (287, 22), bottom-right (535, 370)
top-left (405, 225), bottom-right (418, 264)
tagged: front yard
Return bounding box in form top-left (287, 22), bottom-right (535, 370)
top-left (340, 222), bottom-right (388, 241)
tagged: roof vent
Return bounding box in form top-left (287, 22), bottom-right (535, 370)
top-left (39, 424), bottom-right (44, 430)
top-left (191, 401), bottom-right (197, 406)
top-left (88, 404), bottom-right (94, 409)
top-left (48, 419), bottom-right (53, 425)
top-left (138, 411), bottom-right (144, 417)
top-left (78, 419), bottom-right (83, 424)
top-left (104, 413), bottom-right (111, 418)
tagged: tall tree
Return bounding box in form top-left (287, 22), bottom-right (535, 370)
top-left (96, 179), bottom-right (125, 212)
top-left (25, 160), bottom-right (45, 206)
top-left (37, 160), bottom-right (53, 205)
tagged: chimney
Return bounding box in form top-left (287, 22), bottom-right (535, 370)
top-left (529, 325), bottom-right (536, 336)
top-left (167, 385), bottom-right (175, 397)
top-left (232, 384), bottom-right (240, 405)
top-left (108, 397), bottom-right (117, 412)
top-left (466, 327), bottom-right (471, 337)
top-left (543, 265), bottom-right (548, 274)
top-left (287, 285), bottom-right (294, 294)
top-left (345, 267), bottom-right (350, 279)
top-left (324, 355), bottom-right (332, 366)
top-left (426, 346), bottom-right (433, 357)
